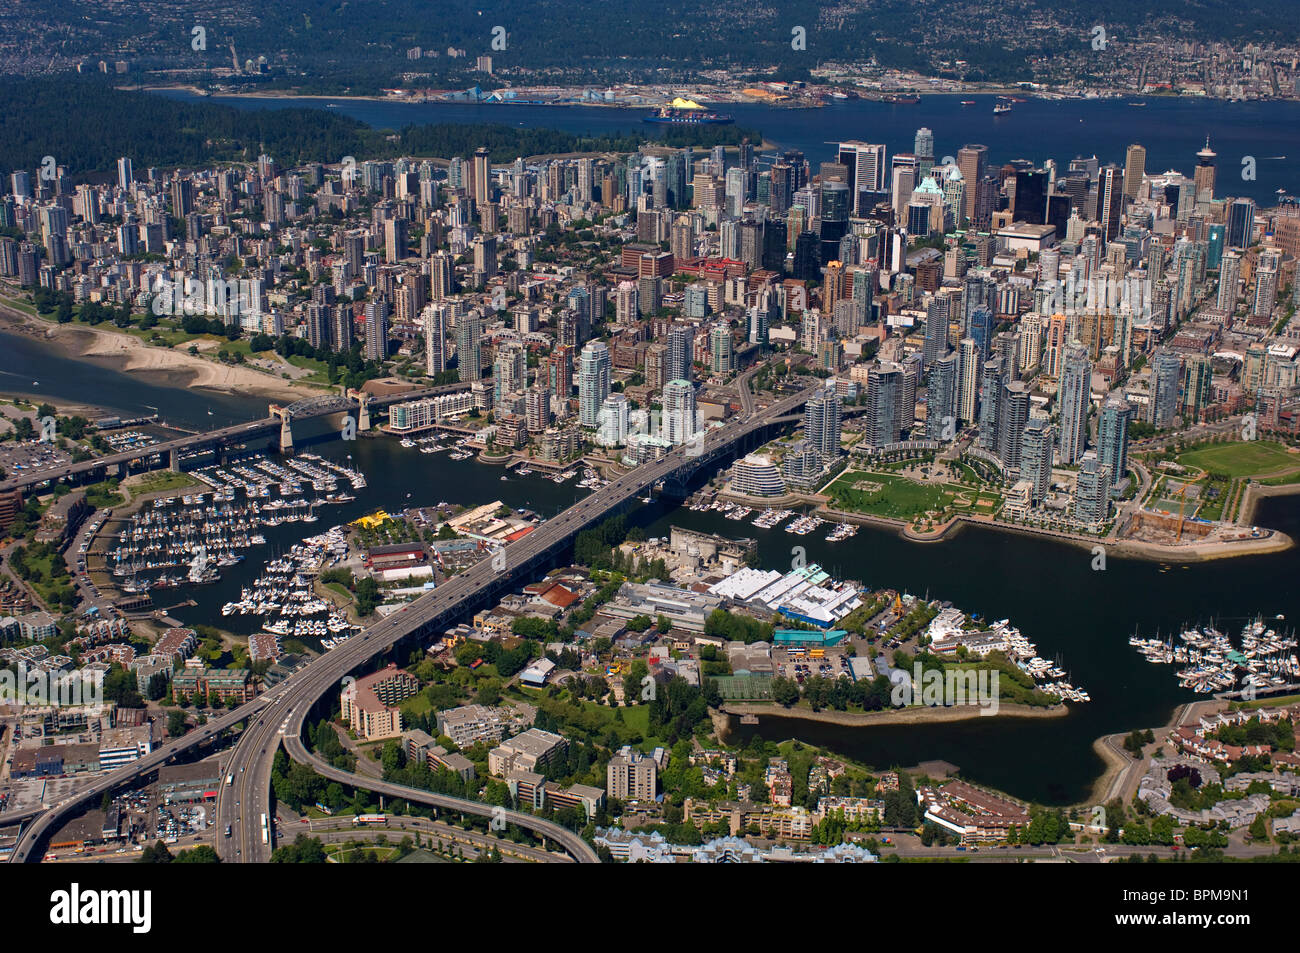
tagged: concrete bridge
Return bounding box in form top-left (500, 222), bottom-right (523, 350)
top-left (5, 382), bottom-right (822, 864)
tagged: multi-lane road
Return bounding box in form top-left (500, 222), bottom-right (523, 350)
top-left (220, 381), bottom-right (818, 862)
top-left (282, 731), bottom-right (599, 862)
top-left (7, 378), bottom-right (819, 864)
top-left (6, 695), bottom-right (272, 861)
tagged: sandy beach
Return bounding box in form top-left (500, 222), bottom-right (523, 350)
top-left (0, 299), bottom-right (325, 405)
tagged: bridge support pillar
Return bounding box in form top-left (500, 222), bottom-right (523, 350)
top-left (347, 389), bottom-right (372, 432)
top-left (660, 477), bottom-right (691, 499)
top-left (279, 416), bottom-right (294, 454)
top-left (168, 449), bottom-right (180, 472)
top-left (116, 461), bottom-right (128, 479)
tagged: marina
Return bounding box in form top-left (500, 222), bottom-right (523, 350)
top-left (220, 524), bottom-right (362, 648)
top-left (1130, 617), bottom-right (1300, 696)
top-left (751, 508), bottom-right (794, 530)
top-left (394, 429), bottom-right (482, 461)
top-left (928, 613), bottom-right (1091, 704)
top-left (576, 467), bottom-right (610, 491)
top-left (12, 317), bottom-right (1300, 803)
top-left (825, 522), bottom-right (858, 543)
top-left (785, 515), bottom-right (827, 536)
top-left (103, 452), bottom-right (366, 594)
top-left (685, 502), bottom-right (856, 542)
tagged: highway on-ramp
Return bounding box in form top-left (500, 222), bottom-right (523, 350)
top-left (10, 381), bottom-right (818, 864)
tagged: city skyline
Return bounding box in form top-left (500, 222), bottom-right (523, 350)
top-left (0, 7), bottom-right (1295, 921)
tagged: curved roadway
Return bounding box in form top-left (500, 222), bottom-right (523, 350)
top-left (281, 732), bottom-right (598, 862)
top-left (8, 379), bottom-right (818, 864)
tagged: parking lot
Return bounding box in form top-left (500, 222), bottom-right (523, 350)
top-left (774, 646), bottom-right (855, 683)
top-left (155, 803), bottom-right (211, 840)
top-left (0, 433), bottom-right (73, 476)
top-left (65, 510), bottom-right (114, 613)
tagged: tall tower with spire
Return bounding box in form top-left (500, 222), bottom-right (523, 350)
top-left (1194, 138), bottom-right (1216, 202)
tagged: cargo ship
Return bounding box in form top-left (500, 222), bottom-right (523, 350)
top-left (644, 105), bottom-right (734, 125)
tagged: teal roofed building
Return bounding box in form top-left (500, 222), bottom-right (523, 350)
top-left (793, 564), bottom-right (831, 586)
top-left (773, 629), bottom-right (848, 646)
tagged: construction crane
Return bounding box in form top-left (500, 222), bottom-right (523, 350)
top-left (1170, 470), bottom-right (1208, 541)
top-left (1171, 482), bottom-right (1190, 541)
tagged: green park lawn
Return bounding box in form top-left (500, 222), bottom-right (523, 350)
top-left (826, 470), bottom-right (1001, 522)
top-left (1176, 441), bottom-right (1300, 479)
top-left (0, 294), bottom-right (38, 316)
top-left (129, 471), bottom-right (200, 496)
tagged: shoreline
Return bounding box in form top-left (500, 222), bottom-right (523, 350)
top-left (1237, 479), bottom-right (1300, 526)
top-left (0, 298), bottom-right (325, 406)
top-left (720, 700), bottom-right (1069, 728)
top-left (812, 500), bottom-right (1295, 564)
top-left (1080, 698), bottom-right (1219, 810)
top-left (137, 83), bottom-right (1289, 109)
top-left (712, 485), bottom-right (1294, 563)
top-left (133, 85), bottom-right (783, 157)
top-left (722, 699), bottom-right (1213, 815)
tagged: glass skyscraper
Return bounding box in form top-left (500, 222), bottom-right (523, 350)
top-left (1151, 349), bottom-right (1181, 429)
top-left (803, 390), bottom-right (843, 460)
top-left (925, 351), bottom-right (958, 440)
top-left (864, 362), bottom-right (902, 449)
top-left (1097, 396), bottom-right (1133, 495)
top-left (1226, 198), bottom-right (1255, 250)
top-left (1057, 343), bottom-right (1091, 465)
top-left (1019, 415), bottom-right (1055, 504)
top-left (578, 340), bottom-right (611, 428)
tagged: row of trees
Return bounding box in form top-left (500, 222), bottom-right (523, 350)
top-left (768, 673), bottom-right (896, 712)
top-left (703, 608), bottom-right (773, 645)
top-left (454, 635), bottom-right (535, 679)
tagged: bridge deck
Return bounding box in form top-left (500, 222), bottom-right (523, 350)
top-left (0, 382), bottom-right (472, 495)
top-left (5, 382), bottom-right (819, 863)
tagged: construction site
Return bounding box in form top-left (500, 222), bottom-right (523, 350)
top-left (1120, 470), bottom-right (1274, 547)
